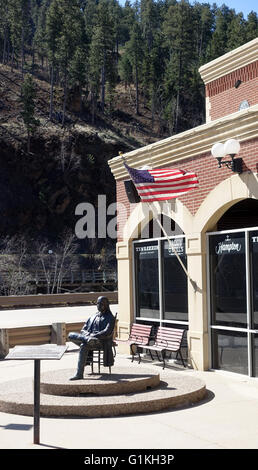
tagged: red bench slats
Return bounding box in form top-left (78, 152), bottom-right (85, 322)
top-left (137, 326), bottom-right (186, 368)
top-left (115, 323), bottom-right (153, 361)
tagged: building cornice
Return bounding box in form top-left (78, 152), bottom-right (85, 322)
top-left (199, 38), bottom-right (258, 84)
top-left (108, 104), bottom-right (258, 181)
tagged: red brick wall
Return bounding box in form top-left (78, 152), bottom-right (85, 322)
top-left (206, 61), bottom-right (258, 120)
top-left (116, 138), bottom-right (258, 240)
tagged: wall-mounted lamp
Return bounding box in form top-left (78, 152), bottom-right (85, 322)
top-left (211, 139), bottom-right (242, 173)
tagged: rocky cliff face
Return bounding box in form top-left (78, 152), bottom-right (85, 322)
top-left (0, 127), bottom-right (130, 240)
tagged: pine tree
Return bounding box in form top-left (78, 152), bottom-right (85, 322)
top-left (108, 0), bottom-right (123, 62)
top-left (20, 74), bottom-right (40, 153)
top-left (246, 11), bottom-right (258, 41)
top-left (192, 2), bottom-right (214, 64)
top-left (124, 22), bottom-right (144, 115)
top-left (148, 31), bottom-right (166, 131)
top-left (119, 53), bottom-right (133, 89)
top-left (209, 5), bottom-right (235, 60)
top-left (34, 0), bottom-right (51, 69)
top-left (163, 0), bottom-right (196, 133)
top-left (140, 0), bottom-right (158, 51)
top-left (120, 0), bottom-right (137, 45)
top-left (84, 0), bottom-right (98, 40)
top-left (88, 24), bottom-right (102, 123)
top-left (45, 0), bottom-right (85, 123)
top-left (69, 46), bottom-right (87, 114)
top-left (140, 0), bottom-right (160, 112)
top-left (46, 0), bottom-right (63, 119)
top-left (227, 12), bottom-right (247, 51)
top-left (88, 1), bottom-right (117, 117)
top-left (55, 0), bottom-right (85, 125)
top-left (8, 0), bottom-right (31, 74)
top-left (0, 0), bottom-right (9, 64)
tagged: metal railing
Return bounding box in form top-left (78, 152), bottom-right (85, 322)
top-left (0, 290), bottom-right (118, 309)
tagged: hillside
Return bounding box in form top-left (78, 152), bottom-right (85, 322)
top-left (0, 64), bottom-right (167, 241)
top-left (0, 64), bottom-right (166, 148)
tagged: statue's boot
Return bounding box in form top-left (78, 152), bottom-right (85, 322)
top-left (69, 345), bottom-right (88, 380)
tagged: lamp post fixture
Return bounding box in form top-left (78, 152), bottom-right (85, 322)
top-left (211, 138), bottom-right (242, 173)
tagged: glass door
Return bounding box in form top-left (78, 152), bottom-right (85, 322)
top-left (249, 230), bottom-right (258, 376)
top-left (208, 230), bottom-right (248, 375)
top-left (208, 227), bottom-right (258, 377)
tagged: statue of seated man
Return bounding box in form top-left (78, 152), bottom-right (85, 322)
top-left (68, 296), bottom-right (115, 380)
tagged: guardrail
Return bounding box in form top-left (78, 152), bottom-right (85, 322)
top-left (0, 291), bottom-right (118, 309)
top-left (0, 318), bottom-right (118, 358)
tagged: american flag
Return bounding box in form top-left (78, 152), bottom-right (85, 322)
top-left (123, 162), bottom-right (199, 202)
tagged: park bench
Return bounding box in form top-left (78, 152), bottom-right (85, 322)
top-left (138, 326), bottom-right (187, 369)
top-left (115, 323), bottom-right (153, 362)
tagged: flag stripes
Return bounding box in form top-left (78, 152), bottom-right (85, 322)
top-left (123, 162), bottom-right (198, 202)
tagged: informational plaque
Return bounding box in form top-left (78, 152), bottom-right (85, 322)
top-left (5, 343), bottom-right (67, 445)
top-left (6, 344), bottom-right (67, 361)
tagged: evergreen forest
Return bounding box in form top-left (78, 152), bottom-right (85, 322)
top-left (0, 0), bottom-right (257, 135)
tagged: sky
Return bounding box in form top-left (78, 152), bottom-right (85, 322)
top-left (118, 0), bottom-right (257, 19)
top-left (209, 0), bottom-right (257, 18)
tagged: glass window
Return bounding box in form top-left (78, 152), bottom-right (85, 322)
top-left (211, 329), bottom-right (248, 375)
top-left (209, 232), bottom-right (247, 328)
top-left (134, 241), bottom-right (160, 319)
top-left (250, 231), bottom-right (258, 329)
top-left (253, 333), bottom-right (258, 377)
top-left (163, 238), bottom-right (188, 321)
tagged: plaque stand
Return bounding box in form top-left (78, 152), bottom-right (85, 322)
top-left (34, 359), bottom-right (41, 444)
top-left (6, 344), bottom-right (67, 445)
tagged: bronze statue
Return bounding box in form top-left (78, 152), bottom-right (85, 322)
top-left (68, 296), bottom-right (115, 380)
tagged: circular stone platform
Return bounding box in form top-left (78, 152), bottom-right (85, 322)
top-left (40, 367), bottom-right (160, 396)
top-left (0, 367), bottom-right (206, 418)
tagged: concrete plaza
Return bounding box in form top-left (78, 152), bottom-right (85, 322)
top-left (1, 350), bottom-right (258, 450)
top-left (0, 304), bottom-right (258, 450)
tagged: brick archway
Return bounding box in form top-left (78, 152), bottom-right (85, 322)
top-left (122, 200), bottom-right (193, 242)
top-left (193, 172), bottom-right (258, 235)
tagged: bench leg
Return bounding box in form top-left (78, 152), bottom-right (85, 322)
top-left (130, 344), bottom-right (136, 362)
top-left (148, 349), bottom-right (154, 361)
top-left (178, 350), bottom-right (186, 367)
top-left (162, 351), bottom-right (166, 369)
top-left (137, 346), bottom-right (141, 364)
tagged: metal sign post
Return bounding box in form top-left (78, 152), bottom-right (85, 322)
top-left (34, 359), bottom-right (41, 444)
top-left (6, 344), bottom-right (67, 445)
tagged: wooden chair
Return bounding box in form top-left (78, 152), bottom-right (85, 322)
top-left (90, 313), bottom-right (117, 374)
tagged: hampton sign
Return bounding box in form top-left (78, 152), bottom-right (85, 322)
top-left (214, 235), bottom-right (244, 255)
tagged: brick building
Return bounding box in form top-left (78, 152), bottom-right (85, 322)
top-left (108, 38), bottom-right (258, 376)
